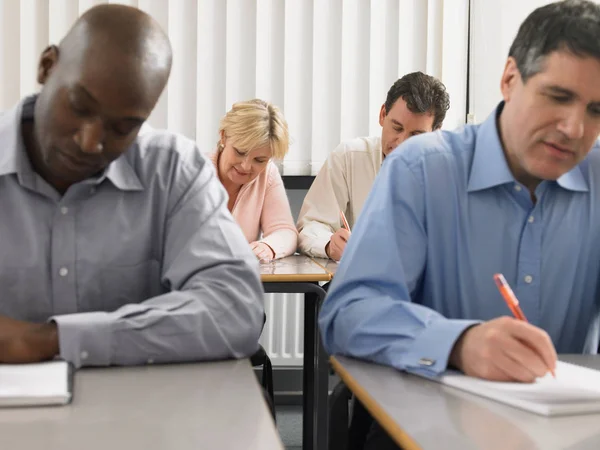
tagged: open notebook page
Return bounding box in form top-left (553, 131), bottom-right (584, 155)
top-left (436, 361), bottom-right (600, 414)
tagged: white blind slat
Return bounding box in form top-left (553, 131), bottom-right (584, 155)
top-left (0, 0), bottom-right (469, 171)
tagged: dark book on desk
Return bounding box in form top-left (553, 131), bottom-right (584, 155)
top-left (0, 360), bottom-right (73, 407)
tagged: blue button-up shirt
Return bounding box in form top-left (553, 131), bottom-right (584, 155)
top-left (0, 97), bottom-right (264, 368)
top-left (319, 104), bottom-right (600, 377)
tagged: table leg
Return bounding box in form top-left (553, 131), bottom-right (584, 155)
top-left (303, 289), bottom-right (329, 450)
top-left (262, 282), bottom-right (329, 450)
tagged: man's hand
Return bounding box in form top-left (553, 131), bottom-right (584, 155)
top-left (325, 228), bottom-right (351, 261)
top-left (0, 316), bottom-right (59, 363)
top-left (250, 241), bottom-right (276, 262)
top-left (449, 317), bottom-right (557, 382)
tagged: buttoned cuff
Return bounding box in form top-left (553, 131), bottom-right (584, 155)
top-left (310, 234), bottom-right (333, 259)
top-left (51, 312), bottom-right (113, 368)
top-left (402, 319), bottom-right (480, 378)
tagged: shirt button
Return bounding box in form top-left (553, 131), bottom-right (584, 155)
top-left (81, 351), bottom-right (89, 360)
top-left (60, 206), bottom-right (69, 215)
top-left (528, 216), bottom-right (534, 223)
top-left (514, 184), bottom-right (522, 192)
top-left (147, 359), bottom-right (154, 365)
top-left (524, 275), bottom-right (533, 284)
top-left (59, 267), bottom-right (69, 277)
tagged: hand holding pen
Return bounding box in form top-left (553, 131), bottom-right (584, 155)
top-left (325, 210), bottom-right (351, 261)
top-left (448, 273), bottom-right (557, 382)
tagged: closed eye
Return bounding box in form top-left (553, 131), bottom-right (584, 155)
top-left (550, 95), bottom-right (570, 103)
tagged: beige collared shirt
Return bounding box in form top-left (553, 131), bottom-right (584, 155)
top-left (297, 136), bottom-right (382, 258)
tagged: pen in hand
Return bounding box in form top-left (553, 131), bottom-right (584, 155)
top-left (493, 273), bottom-right (556, 378)
top-left (339, 210), bottom-right (351, 232)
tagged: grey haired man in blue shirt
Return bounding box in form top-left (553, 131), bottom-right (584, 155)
top-left (322, 1), bottom-right (600, 448)
top-left (0, 4), bottom-right (264, 367)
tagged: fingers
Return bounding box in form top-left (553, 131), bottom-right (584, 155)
top-left (507, 319), bottom-right (557, 375)
top-left (336, 228), bottom-right (351, 242)
top-left (452, 317), bottom-right (557, 382)
top-left (490, 350), bottom-right (539, 383)
top-left (329, 236), bottom-right (345, 261)
top-left (251, 242), bottom-right (274, 262)
top-left (500, 332), bottom-right (550, 380)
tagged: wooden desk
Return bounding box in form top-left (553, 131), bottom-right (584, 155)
top-left (261, 255), bottom-right (331, 450)
top-left (331, 354), bottom-right (600, 450)
top-left (0, 359), bottom-right (282, 450)
top-left (260, 255), bottom-right (332, 283)
top-left (311, 257), bottom-right (338, 278)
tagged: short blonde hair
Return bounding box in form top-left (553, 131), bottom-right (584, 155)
top-left (219, 99), bottom-right (289, 160)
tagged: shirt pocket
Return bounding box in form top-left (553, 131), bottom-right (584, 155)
top-left (78, 259), bottom-right (163, 312)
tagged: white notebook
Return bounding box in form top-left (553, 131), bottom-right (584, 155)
top-left (435, 361), bottom-right (600, 416)
top-left (0, 360), bottom-right (73, 407)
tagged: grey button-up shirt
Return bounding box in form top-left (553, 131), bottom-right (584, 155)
top-left (0, 97), bottom-right (265, 368)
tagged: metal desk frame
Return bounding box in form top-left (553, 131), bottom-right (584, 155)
top-left (263, 281), bottom-right (329, 450)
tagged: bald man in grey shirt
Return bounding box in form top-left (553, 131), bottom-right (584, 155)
top-left (0, 5), bottom-right (264, 367)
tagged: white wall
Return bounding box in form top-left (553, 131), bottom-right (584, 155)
top-left (468, 0), bottom-right (554, 124)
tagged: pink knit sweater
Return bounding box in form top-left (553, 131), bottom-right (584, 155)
top-left (211, 153), bottom-right (298, 259)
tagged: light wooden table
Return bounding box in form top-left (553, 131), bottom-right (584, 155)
top-left (0, 359), bottom-right (282, 450)
top-left (260, 254), bottom-right (332, 283)
top-left (331, 354), bottom-right (600, 450)
top-left (311, 257), bottom-right (338, 278)
top-left (260, 254), bottom-right (332, 450)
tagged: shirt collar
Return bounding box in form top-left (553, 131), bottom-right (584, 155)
top-left (102, 154), bottom-right (144, 191)
top-left (0, 97), bottom-right (36, 180)
top-left (0, 95), bottom-right (143, 192)
top-left (467, 102), bottom-right (589, 193)
top-left (374, 137), bottom-right (383, 170)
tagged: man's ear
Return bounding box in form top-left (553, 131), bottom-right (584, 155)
top-left (378, 104), bottom-right (386, 127)
top-left (37, 45), bottom-right (59, 85)
top-left (500, 56), bottom-right (521, 103)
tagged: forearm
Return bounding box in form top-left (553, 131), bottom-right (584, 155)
top-left (298, 224), bottom-right (333, 258)
top-left (261, 228), bottom-right (298, 259)
top-left (53, 269), bottom-right (264, 368)
top-left (320, 293), bottom-right (478, 377)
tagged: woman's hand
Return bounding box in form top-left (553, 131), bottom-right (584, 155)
top-left (250, 241), bottom-right (276, 262)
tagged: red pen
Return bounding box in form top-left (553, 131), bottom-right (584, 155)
top-left (493, 273), bottom-right (556, 377)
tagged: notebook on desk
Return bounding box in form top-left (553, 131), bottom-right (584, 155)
top-left (0, 360), bottom-right (74, 407)
top-left (435, 361), bottom-right (600, 416)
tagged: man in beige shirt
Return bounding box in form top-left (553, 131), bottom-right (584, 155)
top-left (297, 72), bottom-right (451, 260)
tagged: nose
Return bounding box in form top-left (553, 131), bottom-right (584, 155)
top-left (240, 157), bottom-right (252, 171)
top-left (392, 131), bottom-right (407, 149)
top-left (75, 118), bottom-right (105, 154)
top-left (557, 107), bottom-right (585, 141)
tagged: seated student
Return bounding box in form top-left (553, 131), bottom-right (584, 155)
top-left (320, 0), bottom-right (600, 448)
top-left (297, 72), bottom-right (450, 260)
top-left (211, 99), bottom-right (298, 262)
top-left (0, 5), bottom-right (264, 368)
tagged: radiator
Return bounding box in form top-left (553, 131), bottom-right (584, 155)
top-left (259, 293), bottom-right (305, 366)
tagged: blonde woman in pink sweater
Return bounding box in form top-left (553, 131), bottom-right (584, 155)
top-left (211, 99), bottom-right (298, 262)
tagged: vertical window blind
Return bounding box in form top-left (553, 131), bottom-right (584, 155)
top-left (1, 0), bottom-right (469, 174)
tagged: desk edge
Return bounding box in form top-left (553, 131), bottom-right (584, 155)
top-left (261, 274), bottom-right (331, 282)
top-left (330, 356), bottom-right (423, 450)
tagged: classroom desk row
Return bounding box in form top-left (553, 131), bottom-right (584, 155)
top-left (0, 255), bottom-right (336, 450)
top-left (260, 254), bottom-right (338, 450)
top-left (0, 359), bottom-right (283, 450)
top-left (331, 354), bottom-right (600, 450)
